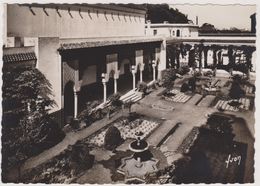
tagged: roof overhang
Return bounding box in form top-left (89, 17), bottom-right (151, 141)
top-left (58, 36), bottom-right (163, 51)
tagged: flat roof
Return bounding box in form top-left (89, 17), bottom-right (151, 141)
top-left (19, 3), bottom-right (146, 15)
top-left (146, 23), bottom-right (199, 28)
top-left (59, 36), bottom-right (163, 50)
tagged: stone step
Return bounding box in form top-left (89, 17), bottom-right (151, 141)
top-left (130, 95), bottom-right (142, 102)
top-left (119, 89), bottom-right (136, 101)
top-left (197, 95), bottom-right (216, 107)
top-left (120, 91), bottom-right (143, 103)
top-left (121, 93), bottom-right (136, 102)
top-left (186, 94), bottom-right (203, 105)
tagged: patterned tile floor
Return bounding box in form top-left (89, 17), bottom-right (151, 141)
top-left (214, 98), bottom-right (250, 112)
top-left (163, 89), bottom-right (191, 103)
top-left (87, 118), bottom-right (160, 147)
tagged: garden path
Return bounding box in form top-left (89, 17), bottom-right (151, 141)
top-left (19, 112), bottom-right (122, 176)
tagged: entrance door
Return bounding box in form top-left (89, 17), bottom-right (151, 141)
top-left (64, 81), bottom-right (74, 123)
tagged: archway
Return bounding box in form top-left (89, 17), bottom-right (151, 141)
top-left (118, 58), bottom-right (132, 94)
top-left (107, 70), bottom-right (115, 96)
top-left (64, 81), bottom-right (74, 123)
top-left (136, 63), bottom-right (141, 84)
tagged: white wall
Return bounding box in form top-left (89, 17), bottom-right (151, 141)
top-left (146, 25), bottom-right (199, 38)
top-left (38, 37), bottom-right (61, 111)
top-left (7, 4), bottom-right (146, 39)
top-left (81, 65), bottom-right (97, 86)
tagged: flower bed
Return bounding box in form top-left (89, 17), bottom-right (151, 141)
top-left (86, 115), bottom-right (161, 147)
top-left (214, 98), bottom-right (251, 112)
top-left (21, 141), bottom-right (94, 183)
top-left (162, 89), bottom-right (191, 103)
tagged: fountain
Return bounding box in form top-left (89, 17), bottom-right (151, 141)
top-left (117, 131), bottom-right (159, 183)
top-left (202, 76), bottom-right (219, 95)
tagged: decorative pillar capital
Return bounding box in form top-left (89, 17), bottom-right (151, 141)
top-left (131, 65), bottom-right (136, 74)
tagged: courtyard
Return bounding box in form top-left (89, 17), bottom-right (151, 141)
top-left (15, 70), bottom-right (254, 184)
top-left (2, 3), bottom-right (256, 185)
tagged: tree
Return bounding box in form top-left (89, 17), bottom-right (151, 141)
top-left (229, 81), bottom-right (245, 101)
top-left (180, 83), bottom-right (189, 92)
top-left (210, 45), bottom-right (221, 74)
top-left (188, 48), bottom-right (196, 69)
top-left (2, 66), bottom-right (64, 174)
top-left (241, 45), bottom-right (256, 78)
top-left (199, 23), bottom-right (217, 33)
top-left (227, 45), bottom-right (236, 75)
top-left (194, 43), bottom-right (204, 72)
top-left (161, 68), bottom-right (177, 90)
top-left (146, 4), bottom-right (189, 23)
top-left (188, 77), bottom-right (196, 92)
top-left (203, 46), bottom-right (209, 68)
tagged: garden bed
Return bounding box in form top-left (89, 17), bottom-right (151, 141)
top-left (21, 141), bottom-right (95, 183)
top-left (161, 89), bottom-right (192, 103)
top-left (85, 113), bottom-right (163, 147)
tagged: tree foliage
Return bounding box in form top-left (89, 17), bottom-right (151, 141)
top-left (229, 81), bottom-right (245, 100)
top-left (199, 23), bottom-right (217, 33)
top-left (161, 68), bottom-right (177, 90)
top-left (146, 4), bottom-right (189, 23)
top-left (2, 66), bottom-right (64, 173)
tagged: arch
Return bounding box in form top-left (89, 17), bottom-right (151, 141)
top-left (64, 81), bottom-right (74, 123)
top-left (137, 63), bottom-right (141, 71)
top-left (109, 69), bottom-right (115, 79)
top-left (176, 29), bottom-right (180, 37)
top-left (172, 30), bottom-right (175, 37)
top-left (119, 58), bottom-right (131, 75)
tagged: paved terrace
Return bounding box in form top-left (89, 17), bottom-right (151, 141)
top-left (13, 82), bottom-right (254, 182)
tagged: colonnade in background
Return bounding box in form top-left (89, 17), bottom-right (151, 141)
top-left (63, 39), bottom-right (167, 119)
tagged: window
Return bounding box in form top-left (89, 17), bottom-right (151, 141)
top-left (153, 29), bottom-right (157, 35)
top-left (172, 30), bottom-right (175, 36)
top-left (176, 29), bottom-right (180, 37)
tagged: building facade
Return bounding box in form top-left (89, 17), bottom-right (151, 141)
top-left (145, 21), bottom-right (199, 38)
top-left (4, 4), bottom-right (167, 125)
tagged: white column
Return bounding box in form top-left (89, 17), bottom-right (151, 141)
top-left (131, 65), bottom-right (136, 90)
top-left (102, 81), bottom-right (107, 103)
top-left (132, 72), bottom-right (136, 90)
top-left (140, 70), bottom-right (143, 82)
top-left (74, 91), bottom-right (78, 119)
top-left (152, 62), bottom-right (156, 81)
top-left (114, 78), bottom-right (117, 94)
top-left (157, 38), bottom-right (167, 80)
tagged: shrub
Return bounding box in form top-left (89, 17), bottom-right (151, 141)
top-left (137, 82), bottom-right (148, 94)
top-left (188, 77), bottom-right (196, 92)
top-left (229, 81), bottom-right (245, 100)
top-left (69, 141), bottom-right (95, 173)
top-left (78, 101), bottom-right (100, 120)
top-left (177, 65), bottom-right (190, 75)
top-left (204, 70), bottom-right (213, 77)
top-left (104, 126), bottom-right (123, 151)
top-left (161, 68), bottom-right (177, 90)
top-left (109, 93), bottom-right (123, 107)
top-left (180, 83), bottom-right (189, 92)
top-left (124, 101), bottom-right (134, 113)
top-left (232, 74), bottom-right (243, 83)
top-left (193, 71), bottom-right (202, 77)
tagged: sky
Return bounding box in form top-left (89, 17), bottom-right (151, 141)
top-left (171, 4), bottom-right (256, 30)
